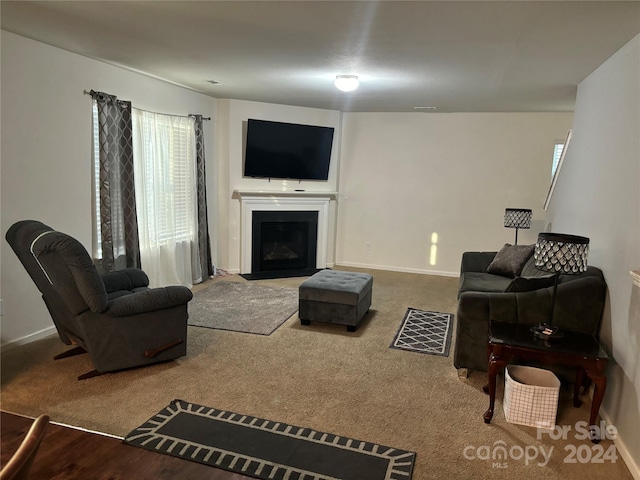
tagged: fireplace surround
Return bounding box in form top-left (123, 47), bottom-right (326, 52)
top-left (235, 190), bottom-right (337, 275)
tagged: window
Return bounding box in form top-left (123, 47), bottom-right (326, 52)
top-left (551, 142), bottom-right (564, 179)
top-left (131, 109), bottom-right (197, 247)
top-left (92, 103), bottom-right (200, 285)
top-left (92, 105), bottom-right (197, 253)
top-left (544, 129), bottom-right (572, 211)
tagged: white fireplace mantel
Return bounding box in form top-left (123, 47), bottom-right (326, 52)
top-left (233, 189), bottom-right (339, 200)
top-left (234, 190), bottom-right (338, 274)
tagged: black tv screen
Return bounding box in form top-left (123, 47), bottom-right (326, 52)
top-left (244, 119), bottom-right (334, 181)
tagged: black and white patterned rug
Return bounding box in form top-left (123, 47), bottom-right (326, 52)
top-left (124, 399), bottom-right (416, 480)
top-left (390, 308), bottom-right (454, 357)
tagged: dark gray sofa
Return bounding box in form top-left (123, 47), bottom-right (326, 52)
top-left (453, 250), bottom-right (607, 372)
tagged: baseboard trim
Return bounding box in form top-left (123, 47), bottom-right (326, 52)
top-left (0, 325), bottom-right (57, 351)
top-left (599, 407), bottom-right (640, 479)
top-left (336, 261), bottom-right (459, 278)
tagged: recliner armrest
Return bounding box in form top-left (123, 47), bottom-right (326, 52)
top-left (106, 286), bottom-right (193, 316)
top-left (101, 268), bottom-right (150, 293)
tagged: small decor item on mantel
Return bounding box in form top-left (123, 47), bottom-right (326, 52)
top-left (530, 232), bottom-right (590, 340)
top-left (504, 208), bottom-right (532, 245)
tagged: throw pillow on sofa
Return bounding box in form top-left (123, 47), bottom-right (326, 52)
top-left (486, 243), bottom-right (535, 278)
top-left (504, 275), bottom-right (556, 293)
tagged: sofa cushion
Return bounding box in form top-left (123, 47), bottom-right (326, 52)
top-left (520, 255), bottom-right (550, 277)
top-left (504, 275), bottom-right (556, 293)
top-left (459, 272), bottom-right (513, 294)
top-left (486, 244), bottom-right (535, 278)
top-left (102, 268), bottom-right (149, 292)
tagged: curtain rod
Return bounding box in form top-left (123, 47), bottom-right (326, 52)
top-left (83, 90), bottom-right (211, 120)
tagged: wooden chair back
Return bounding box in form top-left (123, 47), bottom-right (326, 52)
top-left (0, 415), bottom-right (49, 480)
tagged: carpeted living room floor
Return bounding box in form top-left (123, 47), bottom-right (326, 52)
top-left (0, 266), bottom-right (633, 480)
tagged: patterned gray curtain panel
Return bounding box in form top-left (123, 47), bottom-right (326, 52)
top-left (90, 90), bottom-right (140, 271)
top-left (191, 114), bottom-right (215, 278)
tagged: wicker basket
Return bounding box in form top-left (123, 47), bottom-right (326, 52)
top-left (503, 365), bottom-right (560, 430)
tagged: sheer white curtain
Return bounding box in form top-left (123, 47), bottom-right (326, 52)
top-left (132, 109), bottom-right (202, 287)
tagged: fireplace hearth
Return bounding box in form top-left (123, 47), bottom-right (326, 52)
top-left (245, 210), bottom-right (320, 280)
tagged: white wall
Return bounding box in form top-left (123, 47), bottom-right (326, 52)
top-left (545, 34), bottom-right (640, 477)
top-left (0, 31), bottom-right (217, 347)
top-left (337, 112), bottom-right (573, 275)
top-left (215, 99), bottom-right (342, 273)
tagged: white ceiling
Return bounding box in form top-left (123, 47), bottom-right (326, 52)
top-left (2, 1), bottom-right (639, 112)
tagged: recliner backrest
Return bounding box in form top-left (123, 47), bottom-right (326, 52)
top-left (6, 220), bottom-right (56, 297)
top-left (6, 221), bottom-right (109, 348)
top-left (6, 221), bottom-right (79, 344)
top-left (30, 231), bottom-right (108, 314)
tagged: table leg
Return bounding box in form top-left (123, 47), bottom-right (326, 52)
top-left (586, 370), bottom-right (607, 443)
top-left (573, 368), bottom-right (585, 408)
top-left (483, 352), bottom-right (505, 424)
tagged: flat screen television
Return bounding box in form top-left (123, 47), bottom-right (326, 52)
top-left (244, 119), bottom-right (334, 181)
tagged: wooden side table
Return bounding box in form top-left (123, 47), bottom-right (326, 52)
top-left (483, 321), bottom-right (609, 442)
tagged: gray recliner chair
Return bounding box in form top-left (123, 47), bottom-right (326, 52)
top-left (6, 220), bottom-right (193, 380)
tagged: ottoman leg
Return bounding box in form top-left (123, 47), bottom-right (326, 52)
top-left (347, 325), bottom-right (356, 332)
top-left (300, 319), bottom-right (311, 326)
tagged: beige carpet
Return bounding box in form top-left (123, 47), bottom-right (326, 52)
top-left (0, 267), bottom-right (632, 480)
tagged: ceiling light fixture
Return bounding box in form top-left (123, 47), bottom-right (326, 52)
top-left (334, 75), bottom-right (359, 92)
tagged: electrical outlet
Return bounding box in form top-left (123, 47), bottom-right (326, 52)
top-left (365, 242), bottom-right (373, 251)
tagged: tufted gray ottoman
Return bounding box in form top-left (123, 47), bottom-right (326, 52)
top-left (299, 270), bottom-right (373, 332)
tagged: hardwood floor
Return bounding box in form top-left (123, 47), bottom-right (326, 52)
top-left (0, 411), bottom-right (253, 480)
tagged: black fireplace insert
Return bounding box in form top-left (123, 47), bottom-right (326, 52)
top-left (245, 210), bottom-right (320, 280)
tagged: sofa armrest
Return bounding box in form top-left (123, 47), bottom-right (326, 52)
top-left (454, 289), bottom-right (555, 370)
top-left (106, 286), bottom-right (193, 316)
top-left (460, 251), bottom-right (497, 274)
top-left (454, 291), bottom-right (499, 370)
top-left (454, 274), bottom-right (606, 371)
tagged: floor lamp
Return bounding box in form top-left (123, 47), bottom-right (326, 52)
top-left (504, 208), bottom-right (532, 245)
top-left (530, 232), bottom-right (590, 340)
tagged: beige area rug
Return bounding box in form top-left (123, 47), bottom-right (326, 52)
top-left (0, 267), bottom-right (633, 480)
top-left (187, 281), bottom-right (298, 335)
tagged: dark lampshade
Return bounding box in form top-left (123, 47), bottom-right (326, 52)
top-left (534, 233), bottom-right (590, 275)
top-left (504, 208), bottom-right (532, 229)
top-left (531, 232), bottom-right (590, 341)
top-left (504, 208), bottom-right (532, 245)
